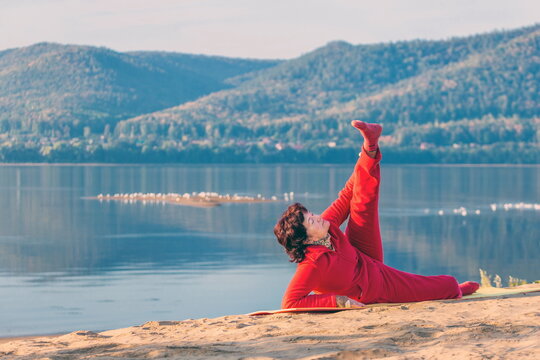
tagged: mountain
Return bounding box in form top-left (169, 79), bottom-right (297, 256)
top-left (0, 24), bottom-right (538, 163)
top-left (0, 42), bottom-right (281, 136)
top-left (119, 24), bottom-right (538, 145)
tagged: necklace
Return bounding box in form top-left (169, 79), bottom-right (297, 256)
top-left (307, 233), bottom-right (334, 250)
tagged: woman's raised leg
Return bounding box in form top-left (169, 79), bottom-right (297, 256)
top-left (345, 121), bottom-right (384, 262)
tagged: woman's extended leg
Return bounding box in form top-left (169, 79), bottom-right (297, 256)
top-left (345, 121), bottom-right (384, 262)
top-left (357, 257), bottom-right (479, 304)
top-left (374, 263), bottom-right (462, 303)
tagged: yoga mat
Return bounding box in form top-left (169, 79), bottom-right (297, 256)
top-left (247, 284), bottom-right (540, 316)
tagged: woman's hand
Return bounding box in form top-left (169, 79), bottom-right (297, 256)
top-left (336, 295), bottom-right (365, 308)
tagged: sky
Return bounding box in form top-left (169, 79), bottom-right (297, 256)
top-left (1, 0), bottom-right (539, 59)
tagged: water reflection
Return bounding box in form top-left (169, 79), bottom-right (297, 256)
top-left (0, 164), bottom-right (538, 278)
top-left (381, 212), bottom-right (539, 282)
top-left (0, 164), bottom-right (538, 336)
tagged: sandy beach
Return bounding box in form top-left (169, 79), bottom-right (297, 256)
top-left (1, 285), bottom-right (538, 360)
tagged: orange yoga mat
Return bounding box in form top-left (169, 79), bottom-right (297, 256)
top-left (247, 284), bottom-right (540, 316)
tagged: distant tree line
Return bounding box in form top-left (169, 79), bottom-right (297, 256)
top-left (0, 139), bottom-right (536, 164)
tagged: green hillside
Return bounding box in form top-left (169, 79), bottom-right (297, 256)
top-left (0, 24), bottom-right (538, 163)
top-left (0, 42), bottom-right (280, 136)
top-left (113, 24), bottom-right (538, 163)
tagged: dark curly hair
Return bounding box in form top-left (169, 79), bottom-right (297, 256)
top-left (274, 202), bottom-right (309, 263)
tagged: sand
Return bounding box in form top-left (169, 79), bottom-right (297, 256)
top-left (1, 287), bottom-right (538, 360)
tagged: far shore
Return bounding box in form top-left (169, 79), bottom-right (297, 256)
top-left (0, 162), bottom-right (538, 167)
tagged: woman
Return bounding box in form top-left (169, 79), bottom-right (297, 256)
top-left (274, 121), bottom-right (479, 309)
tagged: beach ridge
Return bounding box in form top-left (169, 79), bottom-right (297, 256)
top-left (1, 288), bottom-right (538, 359)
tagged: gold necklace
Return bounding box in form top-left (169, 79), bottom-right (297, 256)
top-left (308, 233), bottom-right (334, 250)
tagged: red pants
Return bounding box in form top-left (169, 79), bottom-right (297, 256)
top-left (329, 150), bottom-right (460, 304)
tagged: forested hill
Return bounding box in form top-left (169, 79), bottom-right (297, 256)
top-left (1, 24), bottom-right (539, 163)
top-left (117, 24), bottom-right (539, 163)
top-left (0, 43), bottom-right (280, 135)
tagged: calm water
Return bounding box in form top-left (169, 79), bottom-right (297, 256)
top-left (0, 164), bottom-right (538, 337)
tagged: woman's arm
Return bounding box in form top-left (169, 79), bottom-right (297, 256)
top-left (320, 170), bottom-right (355, 227)
top-left (281, 256), bottom-right (337, 308)
top-left (282, 261), bottom-right (364, 309)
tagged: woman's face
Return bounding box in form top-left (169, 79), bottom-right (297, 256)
top-left (302, 211), bottom-right (330, 241)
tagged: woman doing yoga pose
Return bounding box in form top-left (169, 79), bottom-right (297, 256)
top-left (274, 121), bottom-right (480, 308)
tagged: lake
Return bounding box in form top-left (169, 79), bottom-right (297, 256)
top-left (0, 163), bottom-right (538, 337)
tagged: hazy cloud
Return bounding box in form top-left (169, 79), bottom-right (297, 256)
top-left (1, 0), bottom-right (538, 58)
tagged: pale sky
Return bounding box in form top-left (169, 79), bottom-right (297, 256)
top-left (1, 0), bottom-right (538, 59)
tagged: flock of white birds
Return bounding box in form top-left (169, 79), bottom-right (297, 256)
top-left (431, 202), bottom-right (539, 216)
top-left (92, 192), bottom-right (537, 217)
top-left (93, 191), bottom-right (296, 204)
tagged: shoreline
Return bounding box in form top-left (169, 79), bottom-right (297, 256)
top-left (0, 162), bottom-right (538, 168)
top-left (0, 334), bottom-right (63, 345)
top-left (1, 288), bottom-right (538, 359)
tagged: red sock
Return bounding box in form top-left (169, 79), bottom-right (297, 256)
top-left (351, 121), bottom-right (382, 152)
top-left (459, 281), bottom-right (480, 296)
